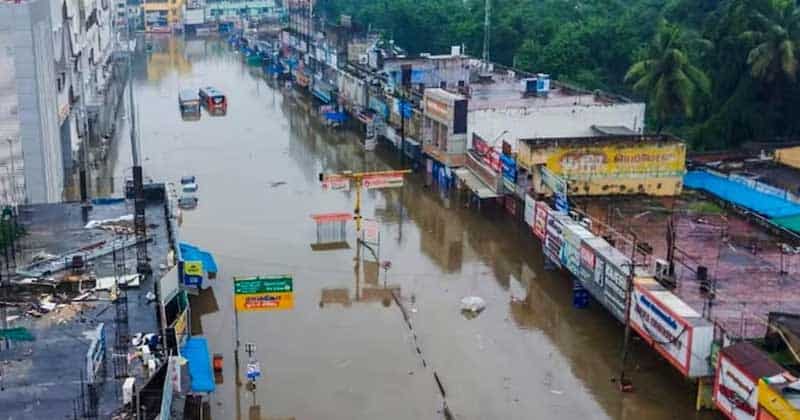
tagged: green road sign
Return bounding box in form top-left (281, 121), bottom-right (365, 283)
top-left (234, 276), bottom-right (293, 294)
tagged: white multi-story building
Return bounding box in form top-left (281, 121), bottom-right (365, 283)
top-left (0, 0), bottom-right (118, 204)
top-left (0, 0), bottom-right (65, 203)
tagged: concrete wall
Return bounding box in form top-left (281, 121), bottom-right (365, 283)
top-left (0, 0), bottom-right (65, 203)
top-left (468, 102), bottom-right (646, 150)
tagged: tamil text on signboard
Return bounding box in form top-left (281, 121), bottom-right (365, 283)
top-left (234, 276), bottom-right (294, 311)
top-left (322, 175), bottom-right (350, 191)
top-left (363, 173), bottom-right (404, 189)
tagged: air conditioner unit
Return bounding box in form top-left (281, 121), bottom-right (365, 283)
top-left (358, 55), bottom-right (367, 65)
top-left (654, 258), bottom-right (669, 282)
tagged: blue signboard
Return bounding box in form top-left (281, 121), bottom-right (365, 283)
top-left (500, 154), bottom-right (517, 183)
top-left (394, 99), bottom-right (413, 118)
top-left (555, 192), bottom-right (569, 213)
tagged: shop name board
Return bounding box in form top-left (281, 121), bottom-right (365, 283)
top-left (363, 174), bottom-right (404, 189)
top-left (533, 201), bottom-right (548, 239)
top-left (182, 260), bottom-right (203, 287)
top-left (544, 215), bottom-right (563, 268)
top-left (602, 263), bottom-right (627, 320)
top-left (524, 195), bottom-right (536, 228)
top-left (630, 287), bottom-right (693, 375)
top-left (322, 175), bottom-right (350, 191)
top-left (715, 357), bottom-right (758, 419)
top-left (424, 96), bottom-right (450, 123)
top-left (234, 276), bottom-right (294, 312)
top-left (580, 244), bottom-right (595, 269)
top-left (472, 134), bottom-right (502, 173)
top-left (501, 154), bottom-right (517, 193)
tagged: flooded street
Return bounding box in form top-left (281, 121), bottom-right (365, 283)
top-left (111, 36), bottom-right (716, 419)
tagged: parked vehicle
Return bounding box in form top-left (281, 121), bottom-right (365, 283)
top-left (198, 86), bottom-right (227, 115)
top-left (180, 175), bottom-right (196, 185)
top-left (182, 183), bottom-right (198, 193)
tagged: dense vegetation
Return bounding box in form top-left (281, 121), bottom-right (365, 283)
top-left (318, 0), bottom-right (800, 150)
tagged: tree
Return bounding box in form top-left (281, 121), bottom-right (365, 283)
top-left (740, 0), bottom-right (800, 84)
top-left (624, 21), bottom-right (711, 132)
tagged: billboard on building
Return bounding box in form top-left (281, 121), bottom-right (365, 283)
top-left (545, 143), bottom-right (686, 178)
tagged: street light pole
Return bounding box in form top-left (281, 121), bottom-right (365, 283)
top-left (6, 138), bottom-right (15, 206)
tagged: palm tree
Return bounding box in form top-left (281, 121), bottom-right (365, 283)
top-left (625, 21), bottom-right (711, 132)
top-left (740, 0), bottom-right (800, 83)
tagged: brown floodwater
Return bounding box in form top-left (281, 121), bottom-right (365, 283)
top-left (107, 35), bottom-right (720, 420)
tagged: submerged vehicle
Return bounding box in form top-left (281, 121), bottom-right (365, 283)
top-left (178, 89), bottom-right (201, 119)
top-left (199, 86), bottom-right (227, 115)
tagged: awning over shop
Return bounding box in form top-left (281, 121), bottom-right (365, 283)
top-left (179, 242), bottom-right (218, 274)
top-left (181, 337), bottom-right (215, 393)
top-left (455, 168), bottom-right (499, 199)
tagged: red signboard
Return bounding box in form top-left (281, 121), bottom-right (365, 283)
top-left (580, 243), bottom-right (595, 269)
top-left (311, 212), bottom-right (352, 223)
top-left (363, 174), bottom-right (404, 189)
top-left (472, 134), bottom-right (501, 173)
top-left (533, 201), bottom-right (549, 239)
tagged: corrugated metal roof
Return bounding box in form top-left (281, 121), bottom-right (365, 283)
top-left (721, 342), bottom-right (784, 379)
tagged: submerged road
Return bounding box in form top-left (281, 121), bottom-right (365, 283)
top-left (109, 36), bottom-right (718, 419)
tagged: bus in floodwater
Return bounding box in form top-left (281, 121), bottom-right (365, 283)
top-left (178, 89), bottom-right (201, 119)
top-left (198, 86), bottom-right (227, 115)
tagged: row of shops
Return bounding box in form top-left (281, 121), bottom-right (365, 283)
top-left (153, 182), bottom-right (220, 414)
top-left (228, 20), bottom-right (799, 418)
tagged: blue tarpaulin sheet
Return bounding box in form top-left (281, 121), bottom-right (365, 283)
top-left (179, 242), bottom-right (218, 274)
top-left (684, 170), bottom-right (800, 219)
top-left (181, 337), bottom-right (215, 393)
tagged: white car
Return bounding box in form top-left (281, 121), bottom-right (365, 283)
top-left (182, 183), bottom-right (198, 193)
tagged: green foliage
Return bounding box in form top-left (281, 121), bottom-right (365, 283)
top-left (321, 0), bottom-right (800, 150)
top-left (624, 21), bottom-right (711, 132)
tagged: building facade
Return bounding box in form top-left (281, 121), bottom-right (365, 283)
top-left (0, 0), bottom-right (65, 203)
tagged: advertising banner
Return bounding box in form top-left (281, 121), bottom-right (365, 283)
top-left (423, 95), bottom-right (451, 124)
top-left (234, 276), bottom-right (294, 311)
top-left (602, 259), bottom-right (628, 322)
top-left (630, 285), bottom-right (713, 377)
top-left (533, 201), bottom-right (549, 239)
top-left (524, 195), bottom-right (536, 227)
top-left (545, 143), bottom-right (686, 178)
top-left (544, 214), bottom-right (564, 268)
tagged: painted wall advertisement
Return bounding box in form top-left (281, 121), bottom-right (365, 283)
top-left (714, 355), bottom-right (760, 420)
top-left (234, 276), bottom-right (294, 311)
top-left (545, 143), bottom-right (686, 178)
top-left (629, 285), bottom-right (713, 377)
top-left (533, 201), bottom-right (549, 239)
